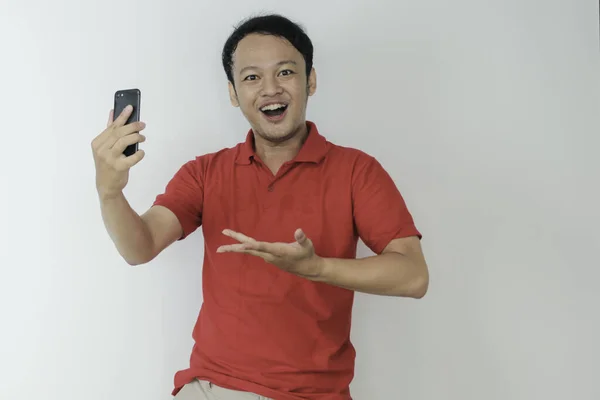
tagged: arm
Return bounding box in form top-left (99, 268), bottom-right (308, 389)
top-left (314, 236), bottom-right (429, 298)
top-left (323, 151), bottom-right (428, 298)
top-left (216, 153), bottom-right (428, 297)
top-left (92, 107), bottom-right (202, 266)
top-left (100, 158), bottom-right (204, 266)
top-left (99, 192), bottom-right (182, 265)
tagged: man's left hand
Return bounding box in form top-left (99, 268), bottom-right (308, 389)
top-left (216, 228), bottom-right (324, 279)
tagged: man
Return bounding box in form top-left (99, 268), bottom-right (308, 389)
top-left (91, 13), bottom-right (428, 400)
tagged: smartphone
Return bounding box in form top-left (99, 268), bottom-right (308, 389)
top-left (113, 88), bottom-right (141, 157)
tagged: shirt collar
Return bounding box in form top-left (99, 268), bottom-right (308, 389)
top-left (235, 121), bottom-right (329, 165)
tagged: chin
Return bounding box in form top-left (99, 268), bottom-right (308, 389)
top-left (255, 117), bottom-right (302, 143)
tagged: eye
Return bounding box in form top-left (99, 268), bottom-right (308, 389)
top-left (279, 69), bottom-right (294, 76)
top-left (244, 75), bottom-right (258, 81)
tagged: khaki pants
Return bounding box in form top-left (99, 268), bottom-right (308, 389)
top-left (174, 379), bottom-right (273, 400)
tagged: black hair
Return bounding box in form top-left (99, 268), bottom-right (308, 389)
top-left (222, 14), bottom-right (314, 86)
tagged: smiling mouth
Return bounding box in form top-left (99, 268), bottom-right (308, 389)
top-left (260, 104), bottom-right (288, 118)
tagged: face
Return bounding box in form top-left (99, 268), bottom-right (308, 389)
top-left (228, 33), bottom-right (317, 143)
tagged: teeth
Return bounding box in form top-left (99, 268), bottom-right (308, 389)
top-left (261, 103), bottom-right (286, 111)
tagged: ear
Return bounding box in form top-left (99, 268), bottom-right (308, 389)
top-left (307, 67), bottom-right (317, 97)
top-left (228, 81), bottom-right (239, 107)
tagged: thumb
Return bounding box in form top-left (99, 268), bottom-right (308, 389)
top-left (294, 229), bottom-right (310, 246)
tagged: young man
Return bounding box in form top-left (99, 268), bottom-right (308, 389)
top-left (91, 14), bottom-right (428, 400)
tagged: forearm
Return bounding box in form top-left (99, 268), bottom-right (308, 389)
top-left (314, 252), bottom-right (428, 298)
top-left (99, 192), bottom-right (154, 265)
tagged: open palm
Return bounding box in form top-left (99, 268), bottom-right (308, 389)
top-left (217, 228), bottom-right (323, 278)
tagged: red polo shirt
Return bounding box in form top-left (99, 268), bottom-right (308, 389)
top-left (153, 121), bottom-right (421, 400)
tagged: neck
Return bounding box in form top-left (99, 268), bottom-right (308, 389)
top-left (254, 123), bottom-right (309, 173)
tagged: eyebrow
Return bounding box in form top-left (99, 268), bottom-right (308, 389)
top-left (239, 60), bottom-right (297, 76)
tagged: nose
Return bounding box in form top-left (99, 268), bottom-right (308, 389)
top-left (260, 75), bottom-right (283, 97)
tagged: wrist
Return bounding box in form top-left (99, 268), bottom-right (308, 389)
top-left (97, 189), bottom-right (123, 203)
top-left (310, 256), bottom-right (331, 282)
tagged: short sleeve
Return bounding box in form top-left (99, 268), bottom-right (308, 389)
top-left (352, 153), bottom-right (421, 254)
top-left (152, 158), bottom-right (204, 240)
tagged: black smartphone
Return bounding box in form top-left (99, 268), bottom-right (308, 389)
top-left (113, 88), bottom-right (141, 157)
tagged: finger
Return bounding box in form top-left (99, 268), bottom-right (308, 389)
top-left (93, 109), bottom-right (118, 150)
top-left (294, 229), bottom-right (307, 244)
top-left (217, 242), bottom-right (277, 256)
top-left (106, 109), bottom-right (114, 127)
top-left (96, 121), bottom-right (146, 151)
top-left (216, 243), bottom-right (248, 253)
top-left (115, 121), bottom-right (146, 138)
top-left (294, 229), bottom-right (312, 248)
top-left (115, 149), bottom-right (145, 170)
top-left (111, 105), bottom-right (134, 128)
top-left (246, 241), bottom-right (287, 256)
top-left (216, 245), bottom-right (276, 262)
top-left (111, 133), bottom-right (146, 154)
top-left (222, 229), bottom-right (256, 244)
top-left (244, 249), bottom-right (277, 263)
top-left (101, 121), bottom-right (146, 151)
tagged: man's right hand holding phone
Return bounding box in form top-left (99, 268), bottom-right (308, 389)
top-left (91, 105), bottom-right (146, 200)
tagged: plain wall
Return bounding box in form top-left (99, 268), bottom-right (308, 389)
top-left (1, 0), bottom-right (599, 399)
